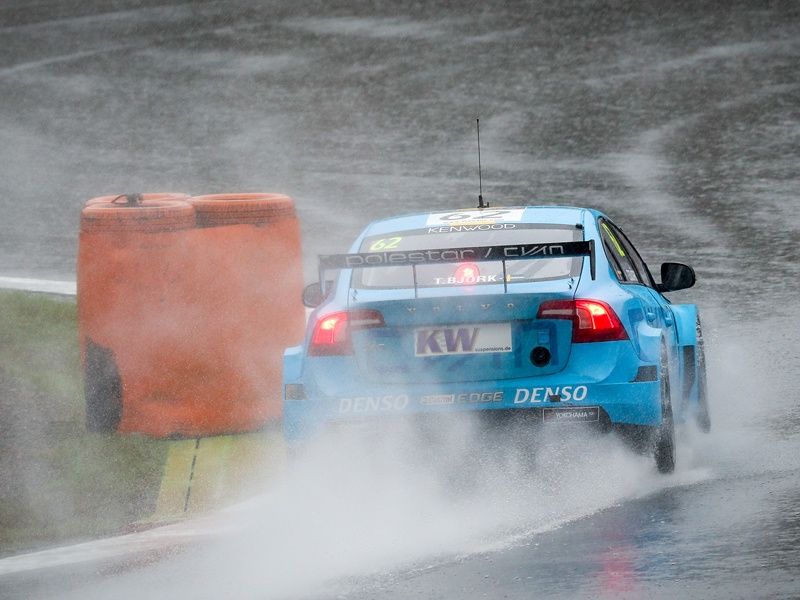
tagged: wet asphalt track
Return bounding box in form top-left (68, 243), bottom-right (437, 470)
top-left (1, 1), bottom-right (799, 598)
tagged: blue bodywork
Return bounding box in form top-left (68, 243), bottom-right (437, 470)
top-left (283, 206), bottom-right (703, 443)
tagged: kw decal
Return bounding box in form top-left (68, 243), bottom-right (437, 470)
top-left (416, 328), bottom-right (477, 354)
top-left (415, 323), bottom-right (512, 356)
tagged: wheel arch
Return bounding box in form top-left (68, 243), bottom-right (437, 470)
top-left (669, 304), bottom-right (710, 425)
top-left (670, 303), bottom-right (699, 346)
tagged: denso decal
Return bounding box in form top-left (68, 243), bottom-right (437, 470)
top-left (415, 323), bottom-right (512, 356)
top-left (513, 385), bottom-right (588, 403)
top-left (339, 395), bottom-right (409, 414)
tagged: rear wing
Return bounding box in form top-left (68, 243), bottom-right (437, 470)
top-left (318, 240), bottom-right (595, 296)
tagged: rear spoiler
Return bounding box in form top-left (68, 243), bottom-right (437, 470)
top-left (319, 240), bottom-right (595, 296)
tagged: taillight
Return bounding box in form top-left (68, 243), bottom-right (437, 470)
top-left (537, 299), bottom-right (628, 343)
top-left (454, 262), bottom-right (480, 285)
top-left (308, 309), bottom-right (385, 356)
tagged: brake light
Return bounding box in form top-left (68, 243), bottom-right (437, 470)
top-left (537, 299), bottom-right (628, 343)
top-left (308, 309), bottom-right (385, 356)
top-left (454, 262), bottom-right (480, 285)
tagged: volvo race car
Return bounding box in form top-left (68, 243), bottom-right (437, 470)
top-left (282, 206), bottom-right (710, 473)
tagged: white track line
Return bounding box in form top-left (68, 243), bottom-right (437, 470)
top-left (0, 276), bottom-right (76, 296)
top-left (0, 495), bottom-right (270, 576)
top-left (0, 514), bottom-right (233, 576)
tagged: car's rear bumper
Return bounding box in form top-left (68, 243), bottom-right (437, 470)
top-left (283, 378), bottom-right (661, 443)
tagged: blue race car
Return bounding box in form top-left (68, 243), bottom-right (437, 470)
top-left (283, 206), bottom-right (710, 473)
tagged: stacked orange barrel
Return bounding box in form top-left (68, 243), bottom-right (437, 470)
top-left (78, 192), bottom-right (304, 438)
top-left (183, 193), bottom-right (305, 435)
top-left (78, 194), bottom-right (195, 435)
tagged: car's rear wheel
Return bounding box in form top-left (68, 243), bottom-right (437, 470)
top-left (694, 318), bottom-right (711, 433)
top-left (654, 345), bottom-right (676, 474)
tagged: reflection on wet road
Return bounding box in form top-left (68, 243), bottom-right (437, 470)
top-left (352, 471), bottom-right (800, 600)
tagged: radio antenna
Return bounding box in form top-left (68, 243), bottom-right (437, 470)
top-left (476, 118), bottom-right (487, 208)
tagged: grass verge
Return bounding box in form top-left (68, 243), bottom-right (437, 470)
top-left (0, 290), bottom-right (168, 557)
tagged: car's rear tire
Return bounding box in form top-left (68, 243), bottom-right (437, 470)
top-left (694, 318), bottom-right (711, 433)
top-left (655, 345), bottom-right (676, 474)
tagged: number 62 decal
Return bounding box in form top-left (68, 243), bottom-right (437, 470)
top-left (426, 208), bottom-right (524, 226)
top-left (369, 237), bottom-right (403, 251)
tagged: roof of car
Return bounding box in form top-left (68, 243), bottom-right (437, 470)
top-left (361, 205), bottom-right (600, 237)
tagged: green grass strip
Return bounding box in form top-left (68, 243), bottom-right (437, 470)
top-left (0, 290), bottom-right (168, 556)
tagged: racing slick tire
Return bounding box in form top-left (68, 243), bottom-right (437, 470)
top-left (694, 318), bottom-right (711, 433)
top-left (654, 345), bottom-right (676, 474)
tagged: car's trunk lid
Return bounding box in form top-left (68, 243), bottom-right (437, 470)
top-left (349, 283), bottom-right (576, 384)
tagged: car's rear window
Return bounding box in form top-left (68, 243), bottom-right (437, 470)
top-left (352, 224), bottom-right (583, 289)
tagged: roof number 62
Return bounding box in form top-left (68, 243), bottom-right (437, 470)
top-left (439, 210), bottom-right (511, 221)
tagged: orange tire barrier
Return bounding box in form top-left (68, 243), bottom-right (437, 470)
top-left (78, 197), bottom-right (196, 435)
top-left (77, 193), bottom-right (304, 438)
top-left (183, 193), bottom-right (305, 434)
